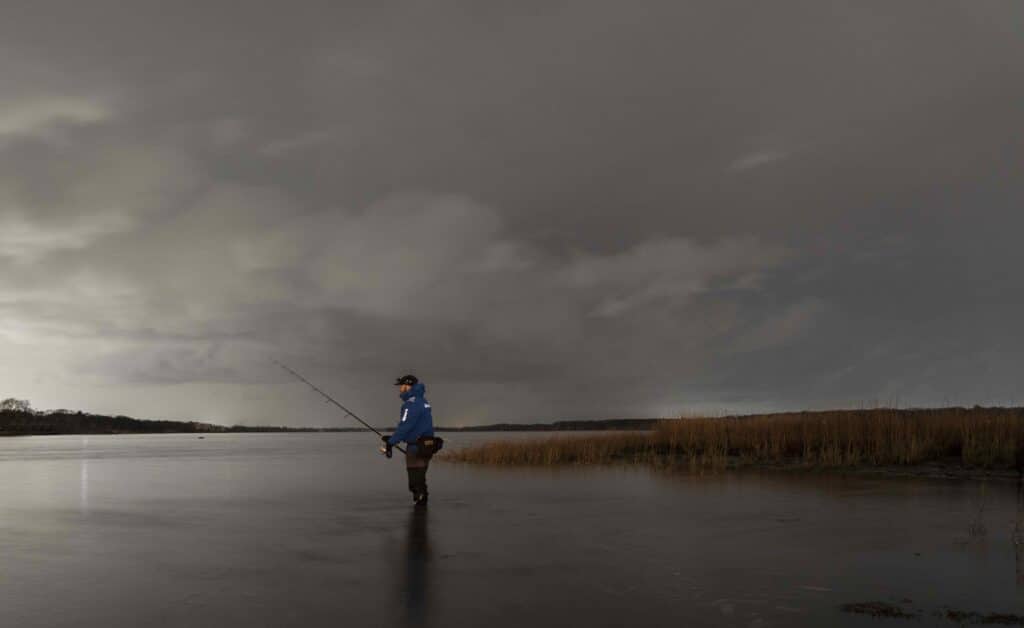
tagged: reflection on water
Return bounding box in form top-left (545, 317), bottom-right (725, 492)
top-left (1, 433), bottom-right (1023, 628)
top-left (79, 437), bottom-right (89, 515)
top-left (1015, 481), bottom-right (1024, 587)
top-left (404, 507), bottom-right (431, 626)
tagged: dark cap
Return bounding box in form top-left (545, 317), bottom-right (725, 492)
top-left (394, 374), bottom-right (418, 386)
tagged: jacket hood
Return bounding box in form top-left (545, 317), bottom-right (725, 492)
top-left (401, 382), bottom-right (426, 401)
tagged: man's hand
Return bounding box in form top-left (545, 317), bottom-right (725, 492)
top-left (380, 445), bottom-right (393, 458)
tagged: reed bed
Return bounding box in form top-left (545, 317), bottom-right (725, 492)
top-left (441, 407), bottom-right (1024, 473)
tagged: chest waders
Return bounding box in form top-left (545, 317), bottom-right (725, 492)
top-left (408, 435), bottom-right (444, 505)
top-left (407, 447), bottom-right (429, 505)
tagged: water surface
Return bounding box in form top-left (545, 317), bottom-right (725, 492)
top-left (1, 433), bottom-right (1021, 627)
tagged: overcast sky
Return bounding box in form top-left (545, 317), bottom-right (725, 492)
top-left (1, 1), bottom-right (1022, 427)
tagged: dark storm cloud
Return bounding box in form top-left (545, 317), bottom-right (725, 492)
top-left (1, 1), bottom-right (1022, 424)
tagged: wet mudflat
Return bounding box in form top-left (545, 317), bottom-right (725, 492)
top-left (1, 433), bottom-right (1022, 628)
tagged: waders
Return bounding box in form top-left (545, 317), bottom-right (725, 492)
top-left (407, 448), bottom-right (429, 505)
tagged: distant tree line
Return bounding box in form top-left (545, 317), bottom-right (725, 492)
top-left (0, 398), bottom-right (362, 435)
top-left (0, 398), bottom-right (33, 413)
top-left (1, 398), bottom-right (665, 436)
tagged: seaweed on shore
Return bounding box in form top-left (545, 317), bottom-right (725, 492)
top-left (839, 602), bottom-right (1024, 625)
top-left (941, 609), bottom-right (1024, 625)
top-left (840, 601), bottom-right (918, 619)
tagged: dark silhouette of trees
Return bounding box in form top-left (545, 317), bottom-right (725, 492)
top-left (0, 400), bottom-right (363, 435)
top-left (0, 398), bottom-right (32, 413)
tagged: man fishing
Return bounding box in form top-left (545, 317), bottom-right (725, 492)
top-left (381, 374), bottom-right (435, 506)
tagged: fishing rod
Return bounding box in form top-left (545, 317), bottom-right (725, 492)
top-left (273, 360), bottom-right (406, 455)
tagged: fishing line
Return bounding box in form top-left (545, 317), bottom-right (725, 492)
top-left (273, 360), bottom-right (406, 455)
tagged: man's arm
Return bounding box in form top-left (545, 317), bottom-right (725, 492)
top-left (388, 403), bottom-right (421, 446)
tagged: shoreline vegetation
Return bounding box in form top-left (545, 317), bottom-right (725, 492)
top-left (441, 407), bottom-right (1024, 480)
top-left (4, 403), bottom-right (1023, 481)
top-left (0, 403), bottom-right (660, 436)
top-left (0, 408), bottom-right (363, 436)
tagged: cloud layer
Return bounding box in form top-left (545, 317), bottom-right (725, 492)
top-left (1, 1), bottom-right (1022, 425)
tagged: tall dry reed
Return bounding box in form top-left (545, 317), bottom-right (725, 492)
top-left (441, 407), bottom-right (1024, 472)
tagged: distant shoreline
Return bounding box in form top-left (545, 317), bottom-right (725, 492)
top-left (0, 409), bottom-right (660, 437)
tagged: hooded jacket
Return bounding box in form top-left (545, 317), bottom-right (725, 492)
top-left (387, 382), bottom-right (434, 447)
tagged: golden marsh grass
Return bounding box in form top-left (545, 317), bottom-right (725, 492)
top-left (441, 407), bottom-right (1024, 473)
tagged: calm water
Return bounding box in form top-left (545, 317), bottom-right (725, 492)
top-left (1, 433), bottom-right (1022, 628)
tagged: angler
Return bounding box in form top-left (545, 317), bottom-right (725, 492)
top-left (381, 375), bottom-right (441, 506)
top-left (273, 361), bottom-right (441, 505)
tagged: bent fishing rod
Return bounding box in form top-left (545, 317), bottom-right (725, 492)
top-left (273, 360), bottom-right (406, 455)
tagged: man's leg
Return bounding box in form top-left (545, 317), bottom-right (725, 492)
top-left (408, 467), bottom-right (428, 502)
top-left (417, 461), bottom-right (429, 499)
top-left (406, 449), bottom-right (429, 503)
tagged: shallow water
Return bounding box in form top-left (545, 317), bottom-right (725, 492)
top-left (1, 433), bottom-right (1021, 628)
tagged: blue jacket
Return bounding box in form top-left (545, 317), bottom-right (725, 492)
top-left (387, 382), bottom-right (434, 447)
